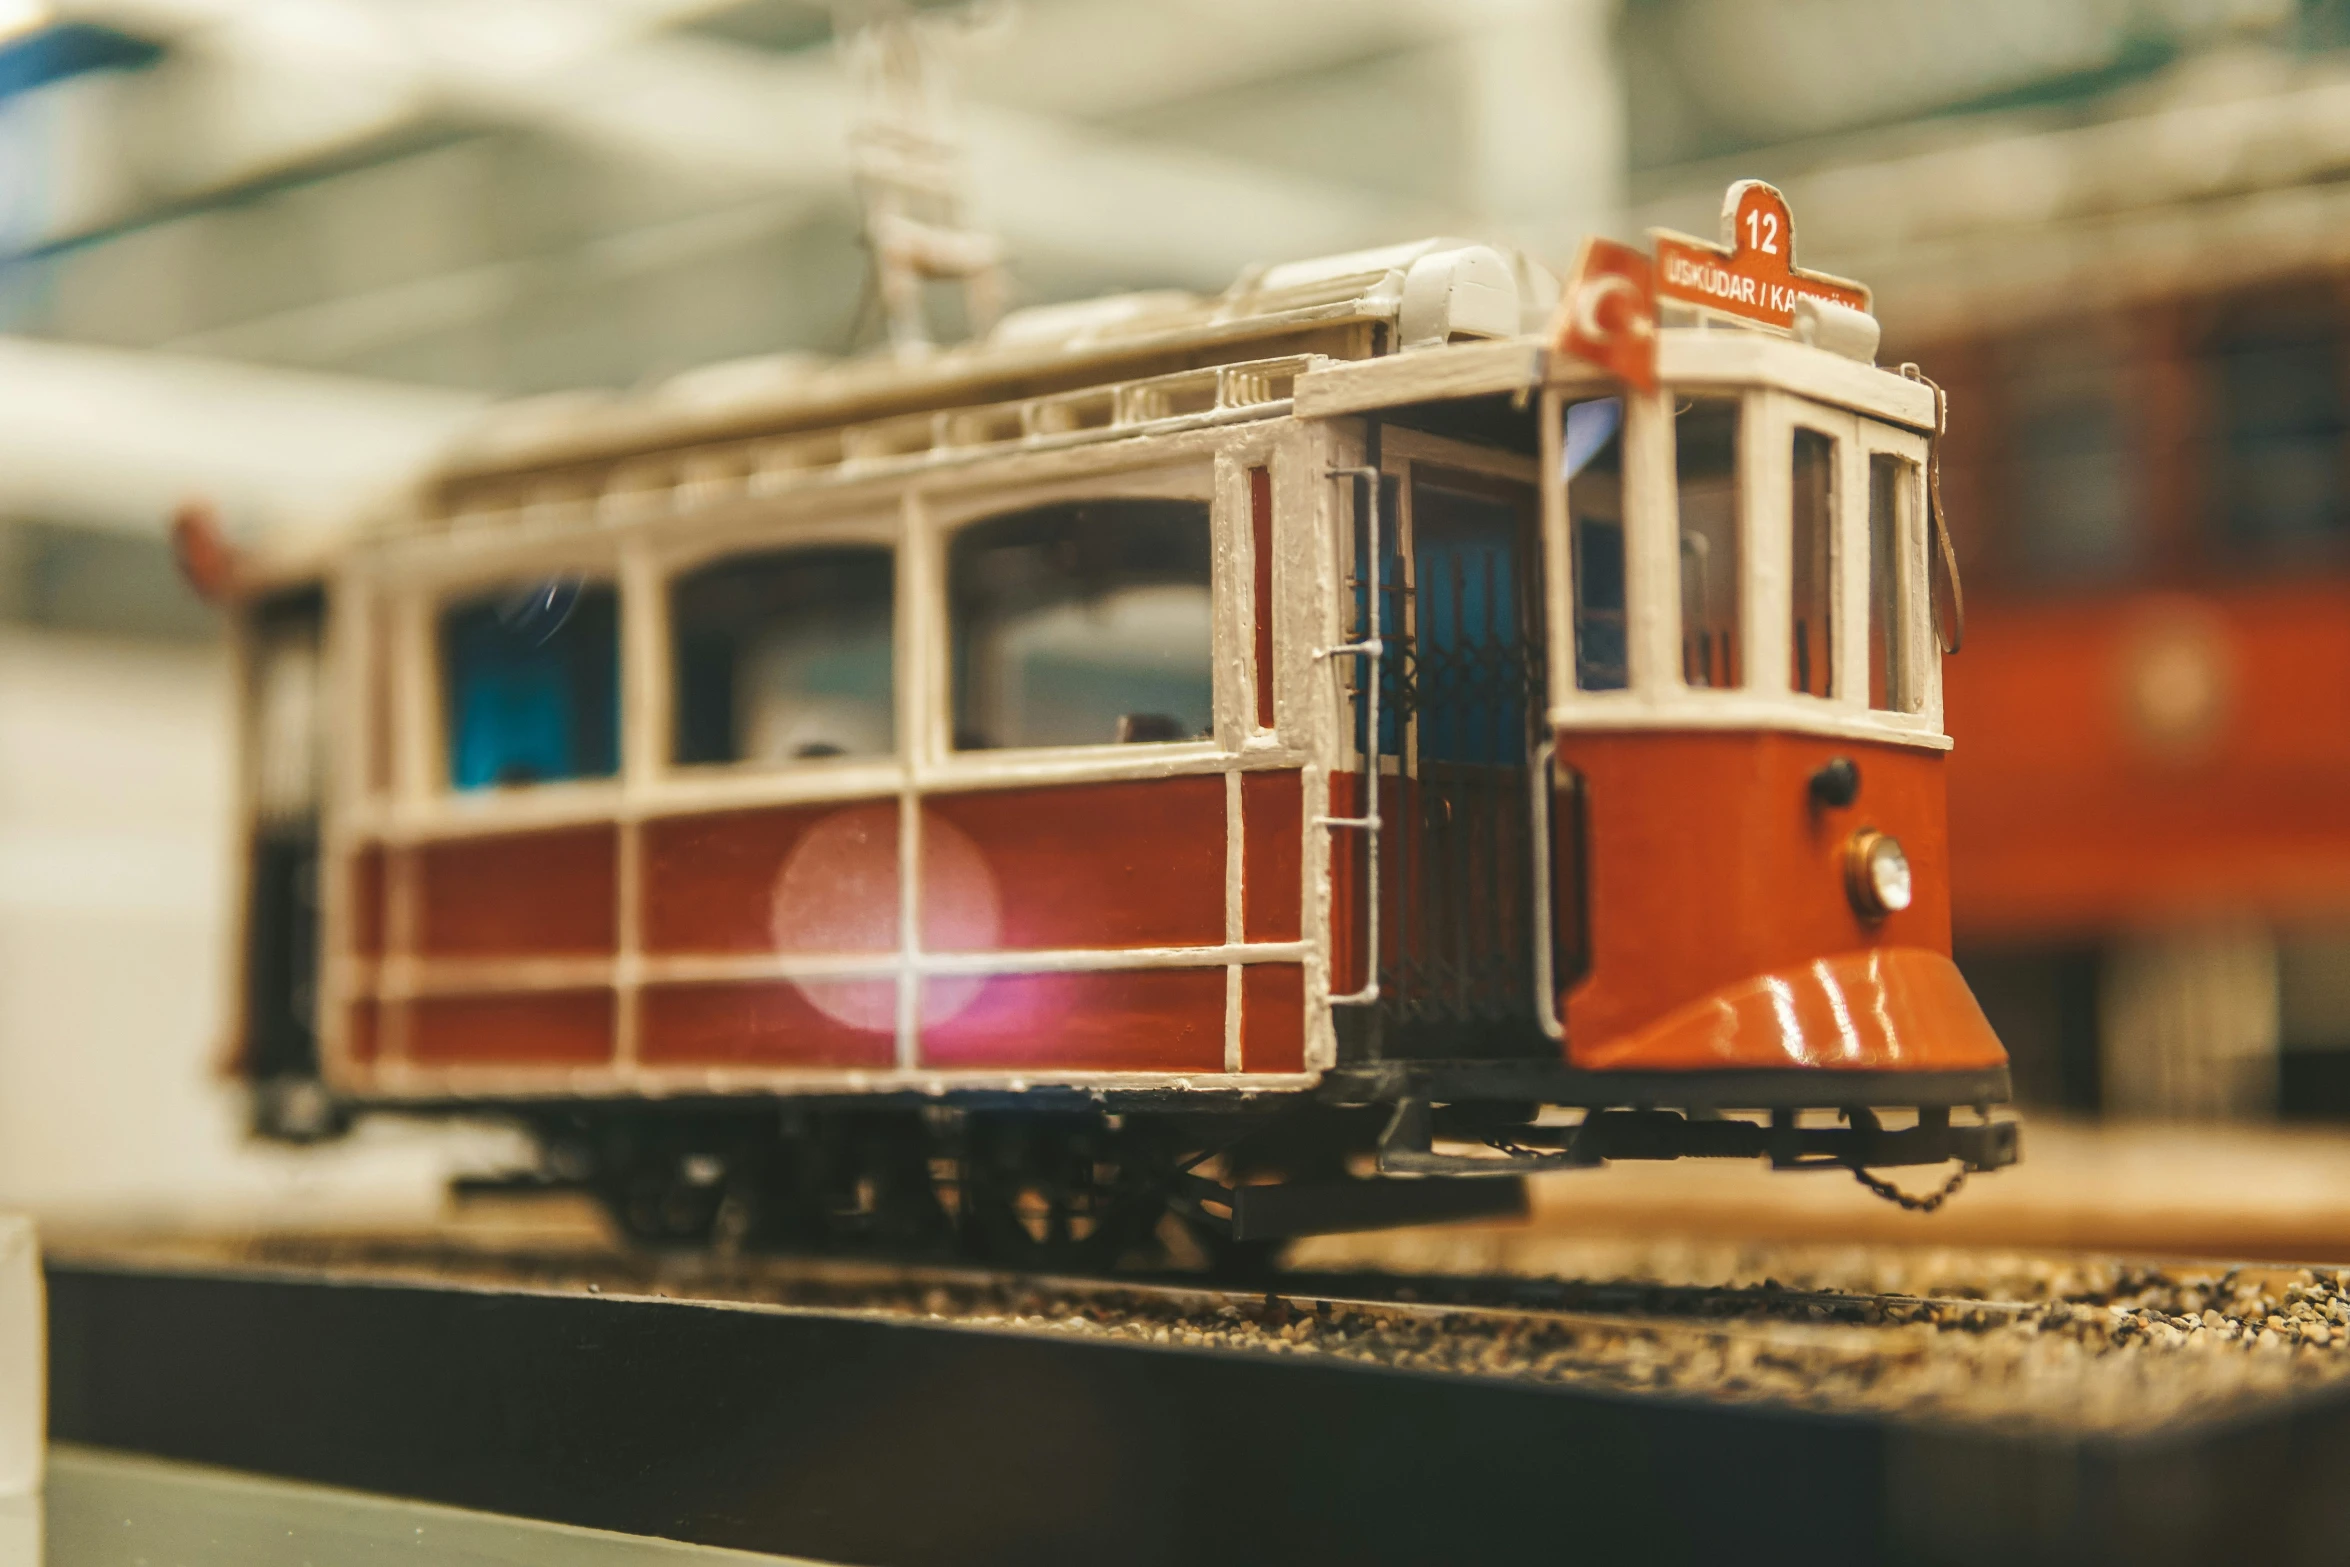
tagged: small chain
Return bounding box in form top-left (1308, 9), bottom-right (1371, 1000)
top-left (1484, 1141), bottom-right (1977, 1208)
top-left (1851, 1164), bottom-right (1968, 1213)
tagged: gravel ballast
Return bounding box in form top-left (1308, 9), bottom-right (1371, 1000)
top-left (54, 1229), bottom-right (2350, 1438)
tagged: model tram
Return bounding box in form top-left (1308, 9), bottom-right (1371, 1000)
top-left (195, 181), bottom-right (2016, 1261)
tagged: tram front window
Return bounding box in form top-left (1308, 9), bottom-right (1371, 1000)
top-left (1675, 398), bottom-right (1742, 688)
top-left (1562, 397), bottom-right (1626, 691)
top-left (1791, 427), bottom-right (1837, 697)
top-left (1868, 452), bottom-right (1918, 713)
top-left (441, 581), bottom-right (619, 790)
top-left (949, 497), bottom-right (1213, 750)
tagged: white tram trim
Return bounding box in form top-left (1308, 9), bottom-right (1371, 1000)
top-left (397, 393), bottom-right (1310, 557)
top-left (363, 941), bottom-right (1317, 1001)
top-left (1293, 332), bottom-right (1939, 434)
top-left (1541, 701), bottom-right (1951, 751)
top-left (425, 237), bottom-right (1554, 489)
top-left (326, 744), bottom-right (1324, 842)
top-left (356, 1065), bottom-right (1328, 1102)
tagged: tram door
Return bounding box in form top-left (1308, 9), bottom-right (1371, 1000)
top-left (238, 589), bottom-right (328, 1104)
top-left (1352, 458), bottom-right (1548, 1058)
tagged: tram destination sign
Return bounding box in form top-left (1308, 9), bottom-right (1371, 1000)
top-left (1650, 180), bottom-right (1869, 332)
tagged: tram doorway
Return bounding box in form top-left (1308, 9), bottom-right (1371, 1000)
top-left (1348, 450), bottom-right (1550, 1061)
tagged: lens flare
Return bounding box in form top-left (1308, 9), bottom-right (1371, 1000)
top-left (769, 804), bottom-right (1001, 1031)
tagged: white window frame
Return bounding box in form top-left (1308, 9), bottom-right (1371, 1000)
top-left (642, 507), bottom-right (907, 798)
top-left (1756, 390), bottom-right (1849, 709)
top-left (921, 453), bottom-right (1232, 781)
top-left (1542, 381), bottom-right (1948, 751)
top-left (398, 537), bottom-right (631, 825)
top-left (1372, 425), bottom-right (1542, 775)
top-left (1855, 418), bottom-right (1939, 729)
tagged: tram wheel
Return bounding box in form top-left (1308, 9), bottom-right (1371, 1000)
top-left (603, 1146), bottom-right (730, 1246)
top-left (957, 1115), bottom-right (1171, 1269)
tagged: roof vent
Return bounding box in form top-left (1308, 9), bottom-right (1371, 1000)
top-left (1792, 295), bottom-right (1880, 365)
top-left (1397, 245), bottom-right (1520, 349)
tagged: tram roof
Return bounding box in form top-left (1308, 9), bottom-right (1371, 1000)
top-left (402, 238), bottom-right (1560, 517)
top-left (368, 223), bottom-right (1928, 549)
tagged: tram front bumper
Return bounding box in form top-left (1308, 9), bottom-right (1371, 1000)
top-left (1571, 946), bottom-right (2008, 1075)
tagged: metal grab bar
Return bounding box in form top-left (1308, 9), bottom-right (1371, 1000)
top-left (1526, 734), bottom-right (1565, 1041)
top-left (1316, 463), bottom-right (1385, 1007)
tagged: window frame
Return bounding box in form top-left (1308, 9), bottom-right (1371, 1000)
top-left (1749, 394), bottom-right (1936, 719)
top-left (1540, 379), bottom-right (1944, 747)
top-left (1372, 426), bottom-right (1543, 775)
top-left (923, 458), bottom-right (1232, 774)
top-left (1552, 393), bottom-right (1633, 697)
top-left (364, 434), bottom-right (1287, 836)
top-left (1770, 397), bottom-right (1848, 707)
top-left (651, 511), bottom-right (906, 781)
top-left (399, 539), bottom-right (630, 812)
top-left (2203, 297), bottom-right (2350, 568)
top-left (2001, 324), bottom-right (2138, 588)
top-left (1855, 418), bottom-right (1936, 722)
top-left (437, 580), bottom-right (626, 795)
top-left (1668, 393), bottom-right (1743, 693)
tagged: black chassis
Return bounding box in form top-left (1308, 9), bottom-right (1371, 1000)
top-left (296, 1060), bottom-right (2018, 1246)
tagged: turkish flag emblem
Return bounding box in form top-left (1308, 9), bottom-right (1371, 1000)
top-left (1553, 236), bottom-right (1657, 393)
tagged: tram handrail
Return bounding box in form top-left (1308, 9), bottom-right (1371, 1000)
top-left (1527, 734), bottom-right (1565, 1041)
top-left (1317, 463), bottom-right (1385, 1008)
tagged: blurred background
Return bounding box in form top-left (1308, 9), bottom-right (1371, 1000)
top-left (6, 0), bottom-right (2350, 1234)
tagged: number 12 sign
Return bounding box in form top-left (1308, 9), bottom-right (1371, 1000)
top-left (1651, 180), bottom-right (1869, 333)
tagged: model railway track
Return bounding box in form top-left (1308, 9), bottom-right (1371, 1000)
top-left (1237, 1266), bottom-right (2046, 1324)
top-left (47, 1231), bottom-right (2350, 1430)
top-left (44, 1232), bottom-right (2350, 1566)
top-left (49, 1228), bottom-right (2050, 1333)
top-left (34, 1228), bottom-right (2308, 1329)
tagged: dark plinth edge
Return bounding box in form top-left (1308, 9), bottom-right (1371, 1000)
top-left (41, 1258), bottom-right (2350, 1567)
top-left (46, 1259), bottom-right (1883, 1567)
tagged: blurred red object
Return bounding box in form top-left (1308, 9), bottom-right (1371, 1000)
top-left (170, 499), bottom-right (238, 602)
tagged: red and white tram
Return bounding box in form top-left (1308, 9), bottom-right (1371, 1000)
top-left (202, 183), bottom-right (2015, 1258)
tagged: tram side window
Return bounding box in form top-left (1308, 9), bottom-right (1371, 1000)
top-left (441, 581), bottom-right (619, 790)
top-left (1868, 453), bottom-right (1919, 713)
top-left (1563, 397), bottom-right (1627, 691)
top-left (1675, 398), bottom-right (1741, 688)
top-left (2207, 294), bottom-right (2349, 560)
top-left (1790, 428), bottom-right (1837, 698)
top-left (2009, 331), bottom-right (2134, 583)
top-left (950, 497), bottom-right (1213, 750)
top-left (671, 546), bottom-right (895, 765)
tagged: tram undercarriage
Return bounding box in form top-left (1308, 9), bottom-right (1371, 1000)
top-left (460, 1072), bottom-right (2017, 1269)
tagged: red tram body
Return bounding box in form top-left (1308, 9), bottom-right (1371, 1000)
top-left (1946, 585), bottom-right (2350, 939)
top-left (208, 186), bottom-right (2015, 1256)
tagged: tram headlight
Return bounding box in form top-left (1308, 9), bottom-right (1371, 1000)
top-left (1844, 829), bottom-right (1912, 919)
